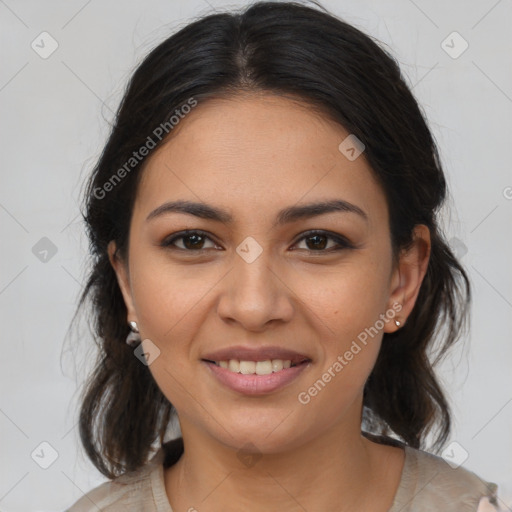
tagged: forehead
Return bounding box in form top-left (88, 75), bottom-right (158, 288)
top-left (135, 93), bottom-right (388, 227)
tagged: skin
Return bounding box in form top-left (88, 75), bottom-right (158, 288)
top-left (108, 92), bottom-right (431, 512)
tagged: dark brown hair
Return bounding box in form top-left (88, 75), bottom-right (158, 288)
top-left (73, 0), bottom-right (471, 478)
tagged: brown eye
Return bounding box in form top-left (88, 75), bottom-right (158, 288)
top-left (302, 234), bottom-right (330, 250)
top-left (161, 230), bottom-right (218, 251)
top-left (293, 230), bottom-right (353, 252)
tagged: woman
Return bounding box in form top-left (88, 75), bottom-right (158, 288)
top-left (66, 1), bottom-right (500, 510)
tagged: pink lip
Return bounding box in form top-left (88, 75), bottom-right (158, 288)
top-left (201, 345), bottom-right (310, 365)
top-left (203, 360), bottom-right (311, 395)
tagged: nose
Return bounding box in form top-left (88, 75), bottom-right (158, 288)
top-left (216, 246), bottom-right (294, 332)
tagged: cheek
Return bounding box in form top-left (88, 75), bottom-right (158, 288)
top-left (129, 251), bottom-right (216, 344)
top-left (297, 285), bottom-right (384, 420)
top-left (301, 259), bottom-right (390, 344)
top-left (296, 258), bottom-right (390, 400)
top-left (128, 258), bottom-right (210, 408)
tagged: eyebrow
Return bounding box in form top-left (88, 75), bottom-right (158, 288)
top-left (145, 198), bottom-right (368, 227)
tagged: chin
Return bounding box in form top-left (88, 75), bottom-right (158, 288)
top-left (206, 415), bottom-right (310, 456)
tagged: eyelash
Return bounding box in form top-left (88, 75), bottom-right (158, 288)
top-left (160, 229), bottom-right (354, 254)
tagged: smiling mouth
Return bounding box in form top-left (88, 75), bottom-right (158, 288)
top-left (202, 358), bottom-right (310, 375)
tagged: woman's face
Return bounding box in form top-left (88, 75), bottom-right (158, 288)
top-left (110, 93), bottom-right (428, 454)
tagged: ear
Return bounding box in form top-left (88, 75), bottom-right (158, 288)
top-left (384, 224), bottom-right (431, 333)
top-left (107, 240), bottom-right (138, 324)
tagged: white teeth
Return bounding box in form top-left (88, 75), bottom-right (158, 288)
top-left (240, 361), bottom-right (256, 374)
top-left (214, 359), bottom-right (297, 374)
top-left (255, 360), bottom-right (273, 375)
top-left (228, 359), bottom-right (240, 373)
top-left (272, 360), bottom-right (283, 372)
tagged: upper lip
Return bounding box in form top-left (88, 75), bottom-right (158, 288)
top-left (202, 346), bottom-right (311, 364)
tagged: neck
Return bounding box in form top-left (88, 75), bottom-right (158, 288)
top-left (164, 401), bottom-right (398, 512)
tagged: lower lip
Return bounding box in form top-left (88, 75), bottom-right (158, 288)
top-left (203, 360), bottom-right (310, 395)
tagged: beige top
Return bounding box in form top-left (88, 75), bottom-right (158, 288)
top-left (66, 436), bottom-right (500, 512)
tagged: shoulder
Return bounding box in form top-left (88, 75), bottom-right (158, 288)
top-left (391, 443), bottom-right (500, 512)
top-left (64, 448), bottom-right (167, 512)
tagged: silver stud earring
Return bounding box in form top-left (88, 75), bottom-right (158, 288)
top-left (126, 321), bottom-right (141, 347)
top-left (395, 319), bottom-right (401, 328)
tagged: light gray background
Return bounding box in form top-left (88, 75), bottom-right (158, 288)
top-left (1, 0), bottom-right (511, 510)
